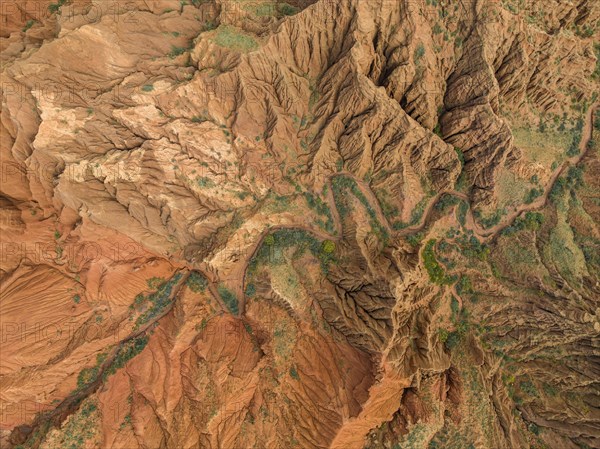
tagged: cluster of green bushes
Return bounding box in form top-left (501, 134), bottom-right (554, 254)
top-left (524, 187), bottom-right (543, 204)
top-left (406, 232), bottom-right (424, 247)
top-left (457, 200), bottom-right (469, 226)
top-left (520, 379), bottom-right (539, 397)
top-left (414, 43), bottom-right (426, 63)
top-left (186, 272), bottom-right (208, 292)
top-left (22, 19), bottom-right (36, 32)
top-left (168, 45), bottom-right (187, 58)
top-left (135, 273), bottom-right (183, 328)
top-left (455, 275), bottom-right (474, 296)
top-left (410, 198), bottom-right (428, 225)
top-left (49, 398), bottom-right (99, 449)
top-left (104, 336), bottom-right (149, 379)
top-left (435, 193), bottom-right (460, 212)
top-left (422, 239), bottom-right (455, 285)
top-left (75, 337), bottom-right (149, 394)
top-left (214, 25), bottom-right (258, 53)
top-left (454, 147), bottom-right (465, 168)
top-left (217, 284), bottom-right (239, 314)
top-left (249, 229), bottom-right (336, 275)
top-left (289, 365), bottom-right (300, 380)
top-left (574, 24), bottom-right (595, 38)
top-left (196, 176), bottom-right (215, 188)
top-left (391, 197), bottom-right (430, 230)
top-left (375, 189), bottom-right (399, 220)
top-left (245, 283), bottom-right (256, 298)
top-left (147, 277), bottom-right (164, 289)
top-left (474, 208), bottom-right (505, 229)
top-left (454, 231), bottom-right (489, 261)
top-left (592, 43), bottom-right (600, 81)
top-left (48, 0), bottom-right (67, 13)
top-left (501, 212), bottom-right (544, 236)
top-left (244, 2), bottom-right (299, 18)
top-left (427, 424), bottom-right (474, 449)
top-left (304, 192), bottom-right (335, 233)
top-left (76, 353), bottom-right (107, 390)
top-left (566, 118), bottom-right (584, 157)
top-left (549, 165), bottom-right (584, 203)
top-left (575, 233), bottom-right (600, 272)
top-left (445, 306), bottom-right (470, 350)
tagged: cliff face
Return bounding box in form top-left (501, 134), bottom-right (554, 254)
top-left (1, 0), bottom-right (599, 448)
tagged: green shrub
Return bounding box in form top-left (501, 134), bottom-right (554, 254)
top-left (454, 147), bottom-right (465, 167)
top-left (186, 272), bottom-right (207, 292)
top-left (406, 232), bottom-right (424, 247)
top-left (168, 45), bottom-right (187, 58)
top-left (410, 198), bottom-right (428, 225)
top-left (304, 192), bottom-right (335, 232)
top-left (289, 365), bottom-right (300, 380)
top-left (76, 353), bottom-right (107, 390)
top-left (438, 328), bottom-right (449, 343)
top-left (435, 193), bottom-right (460, 212)
top-left (456, 276), bottom-right (473, 296)
top-left (321, 240), bottom-right (335, 254)
top-left (245, 2), bottom-right (282, 17)
top-left (422, 239), bottom-right (453, 284)
top-left (457, 200), bottom-right (468, 226)
top-left (147, 277), bottom-right (164, 289)
top-left (542, 382), bottom-right (557, 397)
top-left (445, 331), bottom-right (461, 349)
top-left (22, 19), bottom-right (35, 32)
top-left (454, 231), bottom-right (489, 261)
top-left (48, 0), bottom-right (67, 13)
top-left (375, 189), bottom-right (399, 220)
top-left (202, 19), bottom-right (217, 31)
top-left (104, 336), bottom-right (149, 378)
top-left (214, 25), bottom-right (258, 52)
top-left (141, 84), bottom-right (154, 92)
top-left (520, 379), bottom-right (539, 397)
top-left (278, 3), bottom-right (299, 16)
top-left (474, 208), bottom-right (505, 229)
top-left (502, 212), bottom-right (544, 236)
top-left (135, 273), bottom-right (183, 327)
top-left (245, 283), bottom-right (256, 298)
top-left (196, 176), bottom-right (215, 188)
top-left (550, 166), bottom-right (584, 202)
top-left (524, 187), bottom-right (543, 204)
top-left (252, 229), bottom-right (335, 274)
top-left (414, 43), bottom-right (426, 63)
top-left (218, 284), bottom-right (239, 314)
top-left (593, 43), bottom-right (600, 81)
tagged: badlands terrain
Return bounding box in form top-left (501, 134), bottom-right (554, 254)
top-left (1, 0), bottom-right (599, 448)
